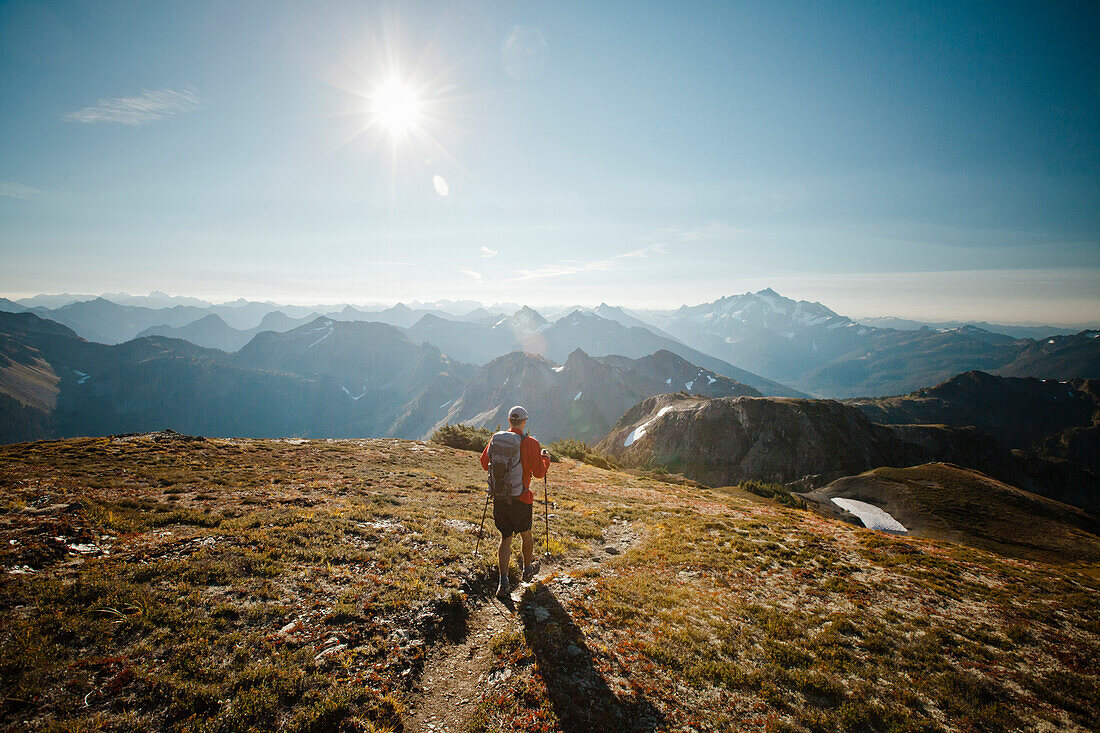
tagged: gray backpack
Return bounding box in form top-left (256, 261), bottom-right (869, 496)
top-left (487, 430), bottom-right (524, 500)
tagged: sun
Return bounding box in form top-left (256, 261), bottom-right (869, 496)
top-left (369, 80), bottom-right (422, 140)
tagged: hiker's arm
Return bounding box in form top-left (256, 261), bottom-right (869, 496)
top-left (479, 444), bottom-right (490, 471)
top-left (527, 440), bottom-right (549, 479)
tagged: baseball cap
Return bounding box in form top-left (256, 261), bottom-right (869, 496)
top-left (508, 405), bottom-right (528, 421)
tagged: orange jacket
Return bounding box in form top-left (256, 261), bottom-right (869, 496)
top-left (480, 426), bottom-right (550, 505)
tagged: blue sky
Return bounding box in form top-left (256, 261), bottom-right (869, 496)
top-left (1, 0), bottom-right (1097, 323)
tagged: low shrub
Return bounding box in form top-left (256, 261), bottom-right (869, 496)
top-left (739, 479), bottom-right (805, 508)
top-left (430, 423), bottom-right (492, 452)
top-left (548, 439), bottom-right (618, 470)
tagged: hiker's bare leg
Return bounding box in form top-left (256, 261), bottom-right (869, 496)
top-left (498, 533), bottom-right (511, 577)
top-left (520, 530), bottom-right (534, 568)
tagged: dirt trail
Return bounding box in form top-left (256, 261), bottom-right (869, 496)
top-left (402, 600), bottom-right (518, 732)
top-left (402, 517), bottom-right (641, 732)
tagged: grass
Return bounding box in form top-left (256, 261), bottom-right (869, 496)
top-left (0, 435), bottom-right (1097, 732)
top-left (0, 436), bottom-right (509, 731)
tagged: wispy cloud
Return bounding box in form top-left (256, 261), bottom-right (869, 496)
top-left (509, 242), bottom-right (667, 282)
top-left (459, 268), bottom-right (483, 281)
top-left (642, 221), bottom-right (747, 244)
top-left (479, 246), bottom-right (498, 258)
top-left (0, 182), bottom-right (46, 200)
top-left (65, 87), bottom-right (200, 126)
top-left (618, 242), bottom-right (667, 258)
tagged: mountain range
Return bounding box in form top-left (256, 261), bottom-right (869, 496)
top-left (632, 289), bottom-right (1099, 397)
top-left (136, 311), bottom-right (324, 352)
top-left (435, 348), bottom-right (759, 444)
top-left (0, 313), bottom-right (470, 444)
top-left (6, 289), bottom-right (1097, 400)
top-left (854, 316), bottom-right (1099, 340)
top-left (0, 312), bottom-right (761, 445)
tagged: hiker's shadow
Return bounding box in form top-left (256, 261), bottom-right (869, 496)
top-left (518, 584), bottom-right (664, 733)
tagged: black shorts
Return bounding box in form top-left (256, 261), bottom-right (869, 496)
top-left (493, 497), bottom-right (533, 537)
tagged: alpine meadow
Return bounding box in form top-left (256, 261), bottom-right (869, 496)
top-left (1, 2), bottom-right (1098, 732)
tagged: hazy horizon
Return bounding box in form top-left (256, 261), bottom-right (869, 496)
top-left (2, 1), bottom-right (1097, 324)
top-left (4, 285), bottom-right (1100, 329)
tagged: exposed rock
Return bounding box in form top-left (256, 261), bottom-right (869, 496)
top-left (599, 393), bottom-right (921, 486)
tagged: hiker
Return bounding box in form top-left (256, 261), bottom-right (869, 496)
top-left (480, 405), bottom-right (551, 600)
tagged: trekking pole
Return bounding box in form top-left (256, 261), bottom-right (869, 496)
top-left (473, 492), bottom-right (490, 557)
top-left (543, 474), bottom-right (550, 558)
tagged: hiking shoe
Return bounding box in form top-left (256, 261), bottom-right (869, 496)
top-left (522, 561), bottom-right (540, 582)
top-left (495, 578), bottom-right (511, 600)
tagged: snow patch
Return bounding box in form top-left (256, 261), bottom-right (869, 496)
top-left (831, 498), bottom-right (907, 533)
top-left (624, 406), bottom-right (675, 448)
top-left (342, 385), bottom-right (367, 401)
top-left (73, 370), bottom-right (90, 384)
top-left (309, 327), bottom-right (334, 348)
top-left (706, 375), bottom-right (716, 385)
top-left (685, 381), bottom-right (694, 390)
top-left (574, 391), bottom-right (583, 401)
top-left (665, 378), bottom-right (672, 385)
top-left (552, 365), bottom-right (565, 372)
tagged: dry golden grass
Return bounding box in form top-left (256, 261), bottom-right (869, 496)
top-left (0, 435), bottom-right (1096, 732)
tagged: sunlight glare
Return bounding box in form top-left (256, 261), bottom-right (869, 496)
top-left (371, 80), bottom-right (422, 139)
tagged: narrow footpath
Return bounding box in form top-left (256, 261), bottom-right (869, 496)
top-left (402, 518), bottom-right (642, 732)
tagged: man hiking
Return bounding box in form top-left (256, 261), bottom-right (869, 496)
top-left (480, 405), bottom-right (551, 600)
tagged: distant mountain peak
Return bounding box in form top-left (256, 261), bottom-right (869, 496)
top-left (497, 306), bottom-right (548, 333)
top-left (564, 347), bottom-right (595, 366)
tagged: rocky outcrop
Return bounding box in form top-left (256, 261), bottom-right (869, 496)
top-left (598, 393), bottom-right (1100, 514)
top-left (598, 394), bottom-right (923, 486)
